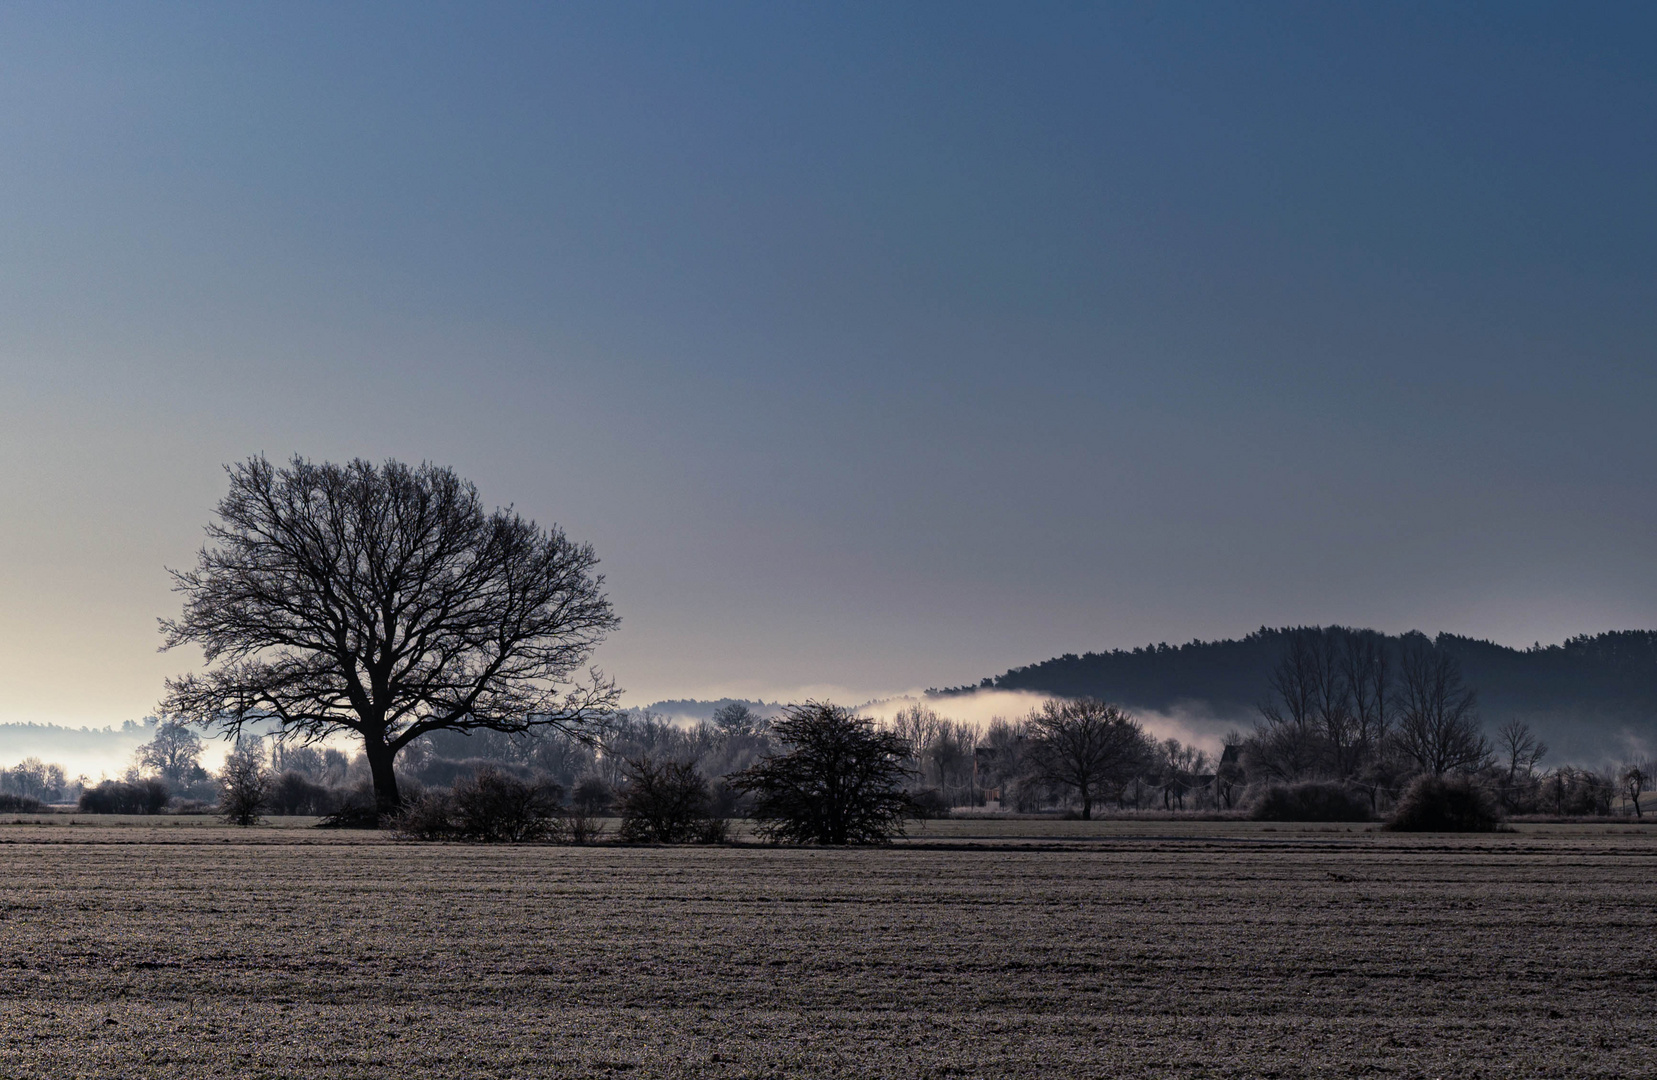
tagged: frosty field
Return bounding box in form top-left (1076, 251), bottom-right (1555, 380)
top-left (2, 820), bottom-right (1654, 1078)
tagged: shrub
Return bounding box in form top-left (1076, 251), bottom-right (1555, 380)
top-left (267, 770), bottom-right (338, 816)
top-left (617, 757), bottom-right (725, 843)
top-left (560, 774), bottom-right (613, 844)
top-left (391, 790), bottom-right (458, 840)
top-left (450, 768), bottom-right (562, 842)
top-left (78, 779), bottom-right (170, 815)
top-left (1248, 782), bottom-right (1371, 823)
top-left (1387, 773), bottom-right (1503, 832)
top-left (910, 789), bottom-right (951, 820)
top-left (0, 792), bottom-right (42, 813)
top-left (728, 701), bottom-right (917, 845)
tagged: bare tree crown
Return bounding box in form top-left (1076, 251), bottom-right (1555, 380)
top-left (160, 456), bottom-right (620, 809)
top-left (1026, 698), bottom-right (1148, 820)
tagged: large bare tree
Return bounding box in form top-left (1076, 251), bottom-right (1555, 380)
top-left (161, 455), bottom-right (620, 813)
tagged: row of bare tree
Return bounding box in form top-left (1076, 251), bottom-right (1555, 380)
top-left (1245, 626), bottom-right (1653, 816)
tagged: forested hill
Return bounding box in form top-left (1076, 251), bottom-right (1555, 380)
top-left (934, 628), bottom-right (1657, 763)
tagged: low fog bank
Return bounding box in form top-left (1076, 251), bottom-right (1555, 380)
top-left (8, 686), bottom-right (1642, 795)
top-left (643, 689), bottom-right (1233, 756)
top-left (650, 686), bottom-right (1642, 770)
top-left (0, 719), bottom-right (240, 788)
top-left (859, 689), bottom-right (1230, 756)
top-left (643, 698), bottom-right (788, 725)
top-left (1, 720), bottom-right (160, 785)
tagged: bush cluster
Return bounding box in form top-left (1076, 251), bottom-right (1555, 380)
top-left (393, 768), bottom-right (564, 841)
top-left (267, 771), bottom-right (338, 816)
top-left (78, 779), bottom-right (170, 815)
top-left (1248, 782), bottom-right (1372, 822)
top-left (616, 757), bottom-right (728, 844)
top-left (0, 792), bottom-right (43, 813)
top-left (1387, 773), bottom-right (1503, 832)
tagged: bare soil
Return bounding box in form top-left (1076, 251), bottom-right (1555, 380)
top-left (2, 819), bottom-right (1654, 1077)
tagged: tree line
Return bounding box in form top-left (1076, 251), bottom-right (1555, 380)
top-left (13, 454), bottom-right (1647, 836)
top-left (1239, 626), bottom-right (1648, 819)
top-left (951, 625), bottom-right (1657, 763)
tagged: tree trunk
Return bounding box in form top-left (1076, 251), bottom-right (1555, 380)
top-left (1081, 792), bottom-right (1092, 820)
top-left (365, 739), bottom-right (401, 815)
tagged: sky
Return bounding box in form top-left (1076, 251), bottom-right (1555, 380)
top-left (1, 1), bottom-right (1655, 728)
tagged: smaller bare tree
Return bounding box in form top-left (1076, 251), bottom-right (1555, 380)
top-left (1497, 719), bottom-right (1547, 780)
top-left (1394, 638), bottom-right (1489, 775)
top-left (218, 740), bottom-right (271, 826)
top-left (1026, 699), bottom-right (1149, 820)
top-left (1622, 763), bottom-right (1649, 818)
top-left (1340, 629), bottom-right (1393, 772)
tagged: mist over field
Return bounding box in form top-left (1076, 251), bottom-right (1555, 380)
top-left (11, 620), bottom-right (1656, 783)
top-left (0, 720), bottom-right (158, 783)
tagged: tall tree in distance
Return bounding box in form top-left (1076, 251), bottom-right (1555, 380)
top-left (1251, 629), bottom-right (1322, 781)
top-left (1025, 698), bottom-right (1149, 820)
top-left (1496, 719), bottom-right (1547, 782)
top-left (137, 718), bottom-right (207, 785)
top-left (1340, 629), bottom-right (1393, 772)
top-left (161, 456), bottom-right (620, 815)
top-left (1395, 636), bottom-right (1489, 775)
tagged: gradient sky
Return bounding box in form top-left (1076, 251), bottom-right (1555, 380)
top-left (2, 2), bottom-right (1655, 726)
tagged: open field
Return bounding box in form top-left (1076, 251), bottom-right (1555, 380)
top-left (3, 820), bottom-right (1655, 1078)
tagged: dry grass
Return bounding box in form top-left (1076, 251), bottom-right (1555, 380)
top-left (2, 819), bottom-right (1655, 1077)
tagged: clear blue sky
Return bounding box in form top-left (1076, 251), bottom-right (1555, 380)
top-left (1, 2), bottom-right (1654, 723)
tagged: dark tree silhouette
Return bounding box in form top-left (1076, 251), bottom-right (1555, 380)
top-left (1623, 763), bottom-right (1648, 818)
top-left (1252, 631), bottom-right (1322, 781)
top-left (1395, 639), bottom-right (1489, 775)
top-left (729, 702), bottom-right (916, 844)
top-left (218, 741), bottom-right (270, 826)
top-left (137, 719), bottom-right (206, 785)
top-left (617, 757), bottom-right (720, 843)
top-left (1025, 698), bottom-right (1149, 820)
top-left (160, 455), bottom-right (620, 815)
top-left (711, 702), bottom-right (768, 739)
